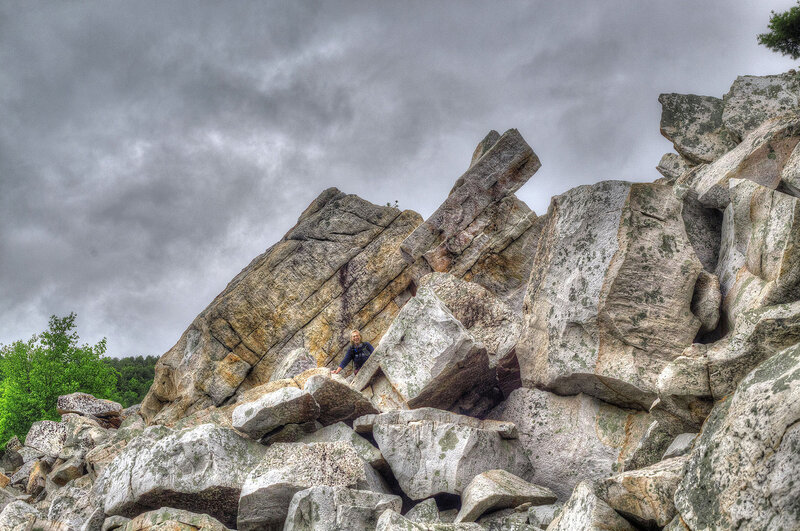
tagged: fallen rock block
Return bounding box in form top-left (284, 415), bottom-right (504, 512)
top-left (57, 393), bottom-right (123, 427)
top-left (405, 498), bottom-right (440, 523)
top-left (24, 420), bottom-right (67, 458)
top-left (231, 386), bottom-right (320, 440)
top-left (284, 486), bottom-right (401, 531)
top-left (657, 153), bottom-right (694, 182)
top-left (454, 469), bottom-right (556, 523)
top-left (304, 374), bottom-right (377, 426)
top-left (297, 422), bottom-right (385, 470)
top-left (269, 348), bottom-right (317, 382)
top-left (546, 481), bottom-right (634, 531)
top-left (722, 72), bottom-right (800, 138)
top-left (376, 509), bottom-right (483, 530)
top-left (662, 433), bottom-right (697, 460)
top-left (0, 500), bottom-right (40, 530)
top-left (119, 507), bottom-right (230, 530)
top-left (658, 93), bottom-right (738, 164)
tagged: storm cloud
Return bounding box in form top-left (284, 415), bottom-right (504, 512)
top-left (1, 1), bottom-right (796, 356)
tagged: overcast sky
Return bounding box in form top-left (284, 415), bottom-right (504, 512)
top-left (1, 1), bottom-right (797, 357)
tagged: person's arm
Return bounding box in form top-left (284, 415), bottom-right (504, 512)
top-left (365, 342), bottom-right (374, 354)
top-left (333, 348), bottom-right (353, 374)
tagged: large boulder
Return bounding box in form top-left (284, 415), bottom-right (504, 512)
top-left (96, 423), bottom-right (266, 528)
top-left (376, 509), bottom-right (483, 531)
top-left (47, 475), bottom-right (97, 530)
top-left (367, 408), bottom-right (532, 500)
top-left (303, 374), bottom-right (378, 426)
top-left (722, 72), bottom-right (800, 138)
top-left (231, 386), bottom-right (320, 440)
top-left (283, 486), bottom-right (401, 531)
top-left (546, 481), bottom-right (634, 531)
top-left (487, 388), bottom-right (651, 500)
top-left (0, 500), bottom-right (40, 531)
top-left (119, 507), bottom-right (231, 531)
top-left (24, 420), bottom-right (67, 458)
top-left (519, 181), bottom-right (703, 409)
top-left (454, 469), bottom-right (556, 523)
top-left (269, 348), bottom-right (317, 382)
top-left (352, 287), bottom-right (491, 412)
top-left (674, 343), bottom-right (800, 530)
top-left (657, 153), bottom-right (694, 183)
top-left (658, 93), bottom-right (738, 164)
top-left (57, 393), bottom-right (123, 428)
top-left (297, 421), bottom-right (385, 470)
top-left (237, 441), bottom-right (387, 531)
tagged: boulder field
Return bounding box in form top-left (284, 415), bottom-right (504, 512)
top-left (3, 70), bottom-right (800, 530)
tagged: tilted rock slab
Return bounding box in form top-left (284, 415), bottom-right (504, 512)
top-left (352, 287), bottom-right (491, 412)
top-left (487, 388), bottom-right (651, 500)
top-left (119, 507), bottom-right (231, 531)
top-left (674, 343), bottom-right (800, 531)
top-left (658, 93), bottom-right (738, 164)
top-left (24, 420), bottom-right (67, 458)
top-left (96, 423), bottom-right (266, 528)
top-left (454, 469), bottom-right (556, 523)
top-left (519, 181), bottom-right (703, 409)
top-left (141, 188), bottom-right (423, 424)
top-left (284, 486), bottom-right (401, 531)
top-left (368, 408), bottom-right (532, 500)
top-left (657, 153), bottom-right (694, 183)
top-left (546, 481), bottom-right (634, 531)
top-left (231, 386), bottom-right (320, 439)
top-left (376, 509), bottom-right (483, 531)
top-left (268, 347), bottom-right (316, 382)
top-left (297, 421), bottom-right (385, 471)
top-left (57, 392), bottom-right (122, 421)
top-left (596, 456), bottom-right (687, 528)
top-left (303, 374), bottom-right (377, 426)
top-left (722, 72), bottom-right (800, 138)
top-left (237, 441), bottom-right (387, 531)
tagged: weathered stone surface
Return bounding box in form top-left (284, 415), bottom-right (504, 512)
top-left (659, 93), bottom-right (738, 164)
top-left (303, 374), bottom-right (377, 426)
top-left (618, 419), bottom-right (680, 472)
top-left (49, 457), bottom-right (84, 487)
top-left (527, 504), bottom-right (562, 530)
top-left (680, 191), bottom-right (723, 273)
top-left (238, 441), bottom-right (387, 531)
top-left (58, 393), bottom-right (122, 421)
top-left (546, 481), bottom-right (634, 531)
top-left (0, 500), bottom-right (40, 530)
top-left (283, 486), bottom-right (401, 531)
top-left (405, 498), bottom-right (440, 523)
top-left (18, 446), bottom-right (44, 464)
top-left (520, 181), bottom-right (703, 409)
top-left (141, 188), bottom-right (423, 424)
top-left (97, 423), bottom-right (266, 528)
top-left (707, 300), bottom-right (800, 399)
top-left (47, 477), bottom-right (97, 531)
top-left (597, 456), bottom-right (687, 528)
top-left (454, 470), bottom-right (556, 523)
top-left (675, 343), bottom-right (800, 530)
top-left (120, 507), bottom-right (230, 531)
top-left (6, 436), bottom-right (22, 453)
top-left (231, 387), bottom-right (319, 439)
top-left (376, 509), bottom-right (483, 530)
top-left (25, 420), bottom-right (67, 458)
top-left (102, 515), bottom-right (131, 531)
top-left (657, 153), bottom-right (693, 183)
top-left (476, 508), bottom-right (533, 531)
top-left (352, 287), bottom-right (491, 412)
top-left (681, 116), bottom-right (800, 209)
top-left (488, 388), bottom-right (650, 500)
top-left (369, 408), bottom-right (531, 500)
top-left (269, 348), bottom-right (317, 382)
top-left (25, 460), bottom-right (49, 496)
top-left (662, 433), bottom-right (697, 460)
top-left (655, 344), bottom-right (714, 431)
top-left (1, 448), bottom-right (23, 475)
top-left (780, 139), bottom-right (800, 196)
top-left (691, 271), bottom-right (721, 334)
top-left (722, 72), bottom-right (800, 138)
top-left (297, 422), bottom-right (385, 470)
top-left (10, 460), bottom-right (35, 488)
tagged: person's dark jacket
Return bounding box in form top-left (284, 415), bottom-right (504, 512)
top-left (338, 342), bottom-right (374, 372)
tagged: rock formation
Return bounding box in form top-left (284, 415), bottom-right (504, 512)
top-left (4, 70), bottom-right (800, 530)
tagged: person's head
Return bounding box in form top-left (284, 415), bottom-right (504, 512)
top-left (350, 329), bottom-right (362, 345)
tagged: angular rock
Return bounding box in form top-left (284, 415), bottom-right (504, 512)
top-left (454, 470), bottom-right (556, 523)
top-left (0, 500), bottom-right (40, 530)
top-left (691, 271), bottom-right (721, 334)
top-left (619, 419), bottom-right (681, 472)
top-left (57, 393), bottom-right (123, 422)
top-left (97, 423), bottom-right (266, 528)
top-left (269, 348), bottom-right (316, 382)
top-left (17, 446), bottom-right (44, 464)
top-left (675, 343), bottom-right (800, 530)
top-left (303, 375), bottom-right (377, 426)
top-left (662, 433), bottom-right (697, 460)
top-left (722, 72), bottom-right (800, 138)
top-left (597, 456), bottom-right (687, 528)
top-left (141, 188), bottom-right (423, 424)
top-left (376, 509), bottom-right (483, 531)
top-left (520, 181), bottom-right (703, 409)
top-left (238, 441), bottom-right (387, 531)
top-left (102, 515), bottom-right (131, 531)
top-left (49, 457), bottom-right (85, 487)
top-left (25, 420), bottom-right (67, 458)
top-left (25, 460), bottom-right (49, 497)
top-left (681, 115), bottom-right (800, 209)
top-left (10, 461), bottom-right (35, 488)
top-left (780, 139), bottom-right (800, 196)
top-left (47, 476), bottom-right (97, 531)
top-left (476, 508), bottom-right (532, 530)
top-left (487, 388), bottom-right (650, 500)
top-left (284, 486), bottom-right (401, 531)
top-left (1, 448), bottom-right (23, 475)
top-left (231, 386), bottom-right (320, 439)
top-left (369, 408), bottom-right (532, 500)
top-left (655, 344), bottom-right (714, 431)
top-left (297, 422), bottom-right (385, 471)
top-left (658, 93), bottom-right (738, 164)
top-left (6, 436), bottom-right (22, 453)
top-left (405, 498), bottom-right (440, 523)
top-left (352, 287), bottom-right (491, 412)
top-left (680, 190), bottom-right (723, 273)
top-left (527, 504), bottom-right (562, 530)
top-left (656, 153), bottom-right (693, 183)
top-left (546, 481), bottom-right (634, 531)
top-left (120, 507), bottom-right (230, 531)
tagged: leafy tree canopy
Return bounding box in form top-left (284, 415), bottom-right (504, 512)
top-left (759, 2), bottom-right (800, 59)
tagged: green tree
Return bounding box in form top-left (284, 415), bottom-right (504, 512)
top-left (101, 355), bottom-right (158, 407)
top-left (0, 313), bottom-right (118, 448)
top-left (758, 2), bottom-right (800, 59)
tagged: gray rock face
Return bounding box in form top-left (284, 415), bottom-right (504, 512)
top-left (57, 393), bottom-right (123, 421)
top-left (659, 93), bottom-right (738, 164)
top-left (376, 509), bottom-right (483, 530)
top-left (597, 456), bottom-right (687, 528)
top-left (722, 72), bottom-right (800, 138)
top-left (657, 153), bottom-right (694, 183)
top-left (296, 422), bottom-right (385, 471)
top-left (231, 386), bottom-right (320, 439)
top-left (405, 498), bottom-right (440, 523)
top-left (97, 423), bottom-right (266, 528)
top-left (454, 470), bottom-right (556, 523)
top-left (284, 486), bottom-right (401, 531)
top-left (546, 481), bottom-right (634, 531)
top-left (238, 441), bottom-right (387, 531)
top-left (0, 500), bottom-right (40, 530)
top-left (352, 287), bottom-right (491, 412)
top-left (24, 420), bottom-right (67, 458)
top-left (780, 139), bottom-right (800, 195)
top-left (303, 374), bottom-right (377, 426)
top-left (47, 477), bottom-right (97, 531)
top-left (691, 271), bottom-right (721, 334)
top-left (369, 408), bottom-right (532, 500)
top-left (519, 181), bottom-right (703, 409)
top-left (675, 343), bottom-right (800, 530)
top-left (269, 348), bottom-right (317, 382)
top-left (119, 507), bottom-right (231, 531)
top-left (487, 388), bottom-right (650, 500)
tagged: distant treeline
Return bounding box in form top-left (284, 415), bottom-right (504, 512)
top-left (102, 355), bottom-right (158, 408)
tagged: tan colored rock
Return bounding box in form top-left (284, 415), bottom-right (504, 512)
top-left (659, 93), bottom-right (738, 164)
top-left (26, 460), bottom-right (49, 497)
top-left (691, 271), bottom-right (721, 334)
top-left (57, 392), bottom-right (122, 423)
top-left (780, 139), bottom-right (800, 195)
top-left (454, 470), bottom-right (556, 523)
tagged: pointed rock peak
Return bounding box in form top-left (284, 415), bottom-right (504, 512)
top-left (470, 130), bottom-right (501, 166)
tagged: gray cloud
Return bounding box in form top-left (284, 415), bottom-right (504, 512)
top-left (1, 0), bottom-right (797, 356)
